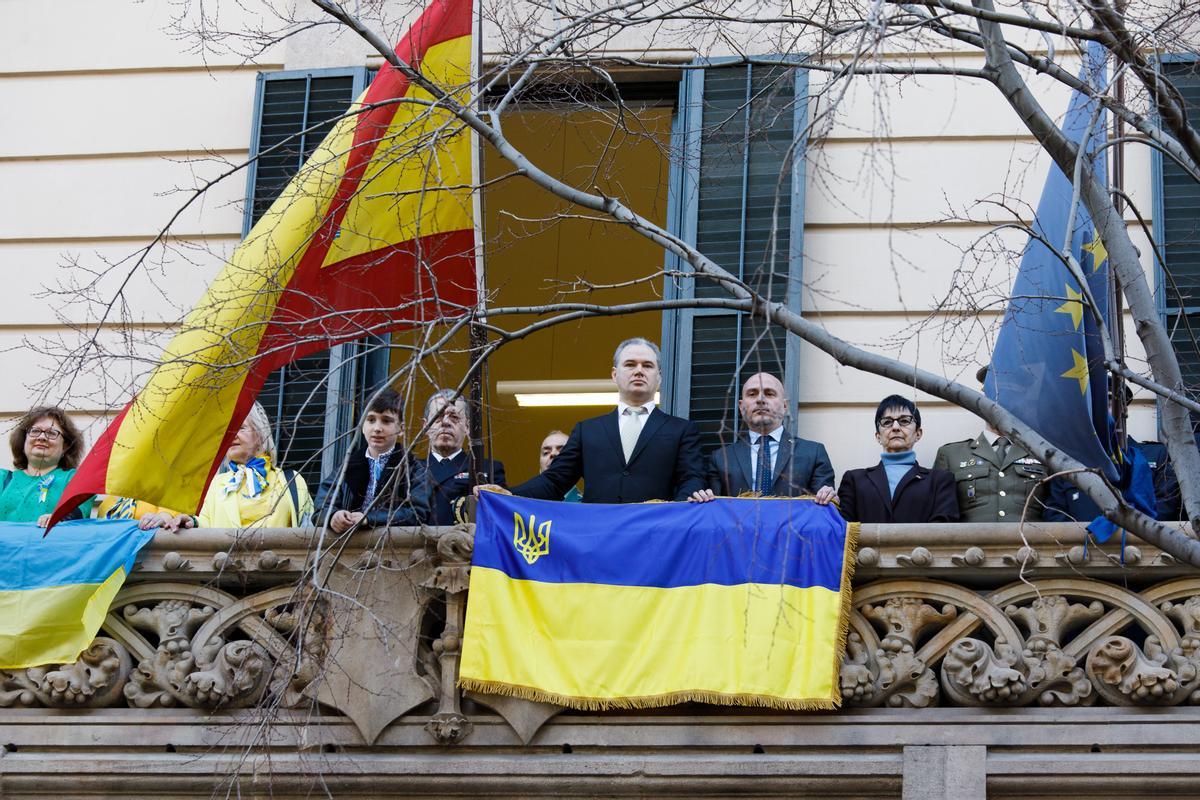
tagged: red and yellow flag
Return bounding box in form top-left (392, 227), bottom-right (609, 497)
top-left (52, 0), bottom-right (475, 522)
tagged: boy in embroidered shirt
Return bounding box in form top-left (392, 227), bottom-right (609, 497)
top-left (315, 389), bottom-right (431, 532)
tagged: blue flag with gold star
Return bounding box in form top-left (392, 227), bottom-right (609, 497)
top-left (985, 41), bottom-right (1118, 481)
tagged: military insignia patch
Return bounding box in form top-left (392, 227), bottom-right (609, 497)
top-left (513, 511), bottom-right (551, 565)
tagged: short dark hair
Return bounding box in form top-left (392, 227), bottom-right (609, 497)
top-left (10, 406), bottom-right (85, 470)
top-left (367, 388), bottom-right (402, 417)
top-left (874, 395), bottom-right (921, 430)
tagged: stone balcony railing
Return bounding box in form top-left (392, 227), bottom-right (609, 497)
top-left (3, 522), bottom-right (1200, 798)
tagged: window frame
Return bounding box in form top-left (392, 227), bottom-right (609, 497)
top-left (1151, 53), bottom-right (1200, 429)
top-left (660, 58), bottom-right (810, 438)
top-left (243, 66), bottom-right (381, 482)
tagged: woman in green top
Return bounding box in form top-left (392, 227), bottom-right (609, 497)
top-left (0, 406), bottom-right (91, 525)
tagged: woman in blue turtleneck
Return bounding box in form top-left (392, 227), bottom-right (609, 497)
top-left (836, 395), bottom-right (959, 523)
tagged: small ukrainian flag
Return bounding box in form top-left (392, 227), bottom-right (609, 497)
top-left (0, 520), bottom-right (152, 669)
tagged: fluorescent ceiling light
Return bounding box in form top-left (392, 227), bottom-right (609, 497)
top-left (514, 391), bottom-right (661, 408)
top-left (498, 380), bottom-right (660, 408)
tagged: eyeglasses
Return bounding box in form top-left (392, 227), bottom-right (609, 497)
top-left (877, 416), bottom-right (915, 430)
top-left (27, 427), bottom-right (63, 441)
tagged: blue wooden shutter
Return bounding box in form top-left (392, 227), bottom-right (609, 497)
top-left (1155, 59), bottom-right (1200, 400)
top-left (243, 68), bottom-right (377, 488)
top-left (662, 61), bottom-right (808, 449)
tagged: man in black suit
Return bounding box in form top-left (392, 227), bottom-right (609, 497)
top-left (837, 395), bottom-right (958, 523)
top-left (485, 338), bottom-right (710, 504)
top-left (707, 372), bottom-right (836, 502)
top-left (315, 388), bottom-right (431, 530)
top-left (423, 389), bottom-right (506, 525)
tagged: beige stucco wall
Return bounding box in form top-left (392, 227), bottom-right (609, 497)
top-left (0, 0), bottom-right (1162, 477)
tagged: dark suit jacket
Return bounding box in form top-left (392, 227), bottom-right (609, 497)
top-left (837, 462), bottom-right (959, 523)
top-left (513, 408), bottom-right (706, 503)
top-left (1044, 437), bottom-right (1169, 522)
top-left (707, 430), bottom-right (835, 496)
top-left (426, 451), bottom-right (506, 526)
top-left (1042, 477), bottom-right (1100, 523)
top-left (315, 443), bottom-right (431, 527)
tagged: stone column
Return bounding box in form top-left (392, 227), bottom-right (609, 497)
top-left (902, 745), bottom-right (986, 800)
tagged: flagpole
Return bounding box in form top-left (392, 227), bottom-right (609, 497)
top-left (1109, 33), bottom-right (1128, 441)
top-left (467, 0), bottom-right (490, 485)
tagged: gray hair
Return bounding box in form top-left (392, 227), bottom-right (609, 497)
top-left (612, 337), bottom-right (661, 368)
top-left (424, 388), bottom-right (469, 424)
top-left (243, 401), bottom-right (278, 463)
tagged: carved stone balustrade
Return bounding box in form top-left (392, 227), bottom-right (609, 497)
top-left (3, 522), bottom-right (1200, 798)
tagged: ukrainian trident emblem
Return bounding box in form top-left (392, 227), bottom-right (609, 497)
top-left (513, 512), bottom-right (551, 565)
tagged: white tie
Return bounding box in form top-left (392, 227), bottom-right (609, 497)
top-left (621, 407), bottom-right (648, 463)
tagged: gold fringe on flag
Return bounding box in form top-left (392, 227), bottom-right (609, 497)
top-left (457, 677), bottom-right (844, 712)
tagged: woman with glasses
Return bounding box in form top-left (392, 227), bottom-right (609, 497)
top-left (836, 395), bottom-right (959, 524)
top-left (140, 401), bottom-right (313, 532)
top-left (0, 406), bottom-right (92, 524)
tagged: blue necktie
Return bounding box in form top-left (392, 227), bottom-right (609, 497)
top-left (756, 436), bottom-right (773, 495)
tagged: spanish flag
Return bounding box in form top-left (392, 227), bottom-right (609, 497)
top-left (460, 494), bottom-right (858, 710)
top-left (51, 0), bottom-right (475, 523)
top-left (0, 520), bottom-right (152, 668)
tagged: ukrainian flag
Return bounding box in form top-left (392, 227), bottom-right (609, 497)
top-left (460, 494), bottom-right (857, 710)
top-left (0, 520), bottom-right (153, 669)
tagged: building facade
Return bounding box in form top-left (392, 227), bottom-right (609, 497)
top-left (3, 1), bottom-right (1191, 484)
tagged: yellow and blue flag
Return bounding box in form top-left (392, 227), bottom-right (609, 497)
top-left (0, 520), bottom-right (152, 669)
top-left (984, 41), bottom-right (1118, 480)
top-left (460, 493), bottom-right (857, 710)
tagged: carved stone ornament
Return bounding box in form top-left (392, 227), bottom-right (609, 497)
top-left (122, 596), bottom-right (272, 709)
top-left (1, 638), bottom-right (131, 708)
top-left (841, 577), bottom-right (1200, 709)
top-left (14, 527), bottom-right (1200, 740)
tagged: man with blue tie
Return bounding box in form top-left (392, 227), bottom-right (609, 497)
top-left (484, 338), bottom-right (711, 504)
top-left (707, 372), bottom-right (837, 503)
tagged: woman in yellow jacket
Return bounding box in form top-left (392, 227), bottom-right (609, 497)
top-left (141, 402), bottom-right (313, 531)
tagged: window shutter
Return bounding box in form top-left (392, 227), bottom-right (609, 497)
top-left (247, 73), bottom-right (358, 228)
top-left (1158, 60), bottom-right (1200, 401)
top-left (663, 61), bottom-right (807, 449)
top-left (244, 69), bottom-right (370, 488)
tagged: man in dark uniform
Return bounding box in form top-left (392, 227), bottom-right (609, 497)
top-left (423, 389), bottom-right (505, 525)
top-left (1043, 385), bottom-right (1170, 522)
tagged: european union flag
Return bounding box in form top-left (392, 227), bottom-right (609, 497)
top-left (985, 42), bottom-right (1118, 481)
